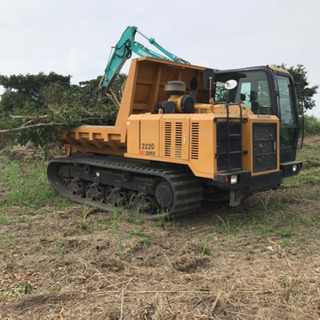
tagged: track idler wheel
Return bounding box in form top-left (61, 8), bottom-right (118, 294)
top-left (155, 181), bottom-right (173, 210)
top-left (132, 193), bottom-right (156, 215)
top-left (85, 183), bottom-right (104, 202)
top-left (105, 188), bottom-right (127, 206)
top-left (67, 178), bottom-right (85, 198)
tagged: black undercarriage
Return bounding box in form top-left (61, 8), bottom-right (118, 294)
top-left (47, 154), bottom-right (203, 220)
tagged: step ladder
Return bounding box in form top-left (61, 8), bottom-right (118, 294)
top-left (215, 103), bottom-right (244, 172)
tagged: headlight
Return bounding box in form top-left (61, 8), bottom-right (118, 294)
top-left (292, 164), bottom-right (297, 172)
top-left (230, 175), bottom-right (238, 184)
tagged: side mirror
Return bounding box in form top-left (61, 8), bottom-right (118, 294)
top-left (224, 79), bottom-right (238, 90)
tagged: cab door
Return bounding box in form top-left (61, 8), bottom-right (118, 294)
top-left (275, 74), bottom-right (299, 162)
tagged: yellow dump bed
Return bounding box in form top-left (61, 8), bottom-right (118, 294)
top-left (63, 57), bottom-right (207, 156)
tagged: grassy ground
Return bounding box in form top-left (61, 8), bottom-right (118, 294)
top-left (0, 137), bottom-right (319, 319)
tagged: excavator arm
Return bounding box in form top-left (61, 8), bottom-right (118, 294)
top-left (99, 26), bottom-right (189, 92)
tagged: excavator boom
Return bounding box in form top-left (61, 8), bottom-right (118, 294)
top-left (99, 26), bottom-right (188, 92)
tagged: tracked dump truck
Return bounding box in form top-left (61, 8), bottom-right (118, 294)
top-left (47, 27), bottom-right (302, 220)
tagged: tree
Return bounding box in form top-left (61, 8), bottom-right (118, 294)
top-left (0, 72), bottom-right (126, 149)
top-left (0, 72), bottom-right (71, 114)
top-left (276, 64), bottom-right (318, 111)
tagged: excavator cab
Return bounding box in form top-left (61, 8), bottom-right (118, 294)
top-left (210, 66), bottom-right (299, 163)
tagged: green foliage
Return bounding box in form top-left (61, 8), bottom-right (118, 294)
top-left (3, 281), bottom-right (37, 297)
top-left (301, 114), bottom-right (320, 136)
top-left (276, 64), bottom-right (318, 111)
top-left (0, 232), bottom-right (14, 249)
top-left (0, 72), bottom-right (126, 148)
top-left (0, 214), bottom-right (12, 225)
top-left (0, 72), bottom-right (70, 95)
top-left (0, 72), bottom-right (71, 114)
top-left (215, 215), bottom-right (241, 235)
top-left (128, 230), bottom-right (156, 246)
top-left (198, 236), bottom-right (213, 255)
top-left (79, 73), bottom-right (126, 102)
top-left (278, 228), bottom-right (293, 239)
top-left (0, 156), bottom-right (68, 210)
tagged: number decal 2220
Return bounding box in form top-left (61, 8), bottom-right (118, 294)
top-left (141, 143), bottom-right (155, 150)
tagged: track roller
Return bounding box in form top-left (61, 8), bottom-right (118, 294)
top-left (132, 193), bottom-right (157, 215)
top-left (67, 178), bottom-right (84, 197)
top-left (105, 188), bottom-right (127, 206)
top-left (85, 183), bottom-right (104, 202)
top-left (47, 155), bottom-right (203, 220)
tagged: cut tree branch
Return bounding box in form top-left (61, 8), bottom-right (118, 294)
top-left (0, 122), bottom-right (64, 134)
top-left (107, 89), bottom-right (120, 109)
top-left (9, 115), bottom-right (48, 119)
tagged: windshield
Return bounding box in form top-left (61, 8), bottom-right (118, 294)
top-left (215, 71), bottom-right (272, 115)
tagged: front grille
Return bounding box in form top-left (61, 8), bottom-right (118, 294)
top-left (253, 123), bottom-right (277, 173)
top-left (216, 121), bottom-right (242, 171)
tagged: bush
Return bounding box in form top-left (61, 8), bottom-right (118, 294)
top-left (301, 114), bottom-right (320, 136)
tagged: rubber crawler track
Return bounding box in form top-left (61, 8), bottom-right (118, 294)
top-left (47, 155), bottom-right (203, 220)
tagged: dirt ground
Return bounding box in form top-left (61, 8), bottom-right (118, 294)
top-left (1, 138), bottom-right (320, 319)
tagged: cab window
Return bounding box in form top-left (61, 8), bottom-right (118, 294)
top-left (276, 75), bottom-right (296, 126)
top-left (276, 75), bottom-right (297, 149)
top-left (215, 71), bottom-right (272, 115)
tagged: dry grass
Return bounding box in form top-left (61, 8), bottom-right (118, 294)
top-left (0, 137), bottom-right (320, 319)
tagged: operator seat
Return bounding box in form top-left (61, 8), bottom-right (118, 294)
top-left (250, 90), bottom-right (260, 114)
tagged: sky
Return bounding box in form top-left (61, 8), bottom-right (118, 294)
top-left (0, 0), bottom-right (319, 117)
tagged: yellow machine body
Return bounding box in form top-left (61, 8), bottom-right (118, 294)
top-left (126, 112), bottom-right (279, 179)
top-left (47, 55), bottom-right (304, 219)
top-left (63, 57), bottom-right (280, 180)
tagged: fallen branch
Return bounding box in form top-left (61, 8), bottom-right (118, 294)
top-left (9, 115), bottom-right (48, 120)
top-left (95, 290), bottom-right (212, 295)
top-left (0, 122), bottom-right (64, 134)
top-left (107, 89), bottom-right (120, 109)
